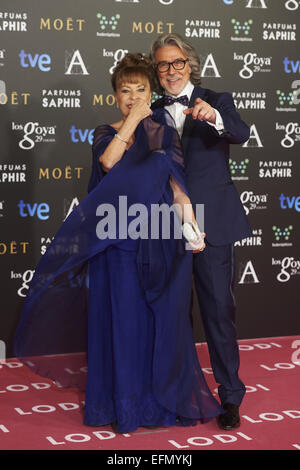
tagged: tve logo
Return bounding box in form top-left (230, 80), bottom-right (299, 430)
top-left (19, 50), bottom-right (51, 72)
top-left (283, 57), bottom-right (300, 73)
top-left (70, 126), bottom-right (94, 145)
top-left (18, 200), bottom-right (50, 220)
top-left (279, 193), bottom-right (300, 212)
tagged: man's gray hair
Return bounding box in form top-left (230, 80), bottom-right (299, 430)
top-left (150, 33), bottom-right (201, 94)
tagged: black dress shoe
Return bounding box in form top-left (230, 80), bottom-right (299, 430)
top-left (217, 403), bottom-right (240, 430)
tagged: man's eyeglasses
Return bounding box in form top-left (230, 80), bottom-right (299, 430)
top-left (155, 58), bottom-right (189, 73)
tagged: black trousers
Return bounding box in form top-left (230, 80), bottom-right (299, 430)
top-left (193, 242), bottom-right (246, 406)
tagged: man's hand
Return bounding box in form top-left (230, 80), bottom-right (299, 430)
top-left (183, 98), bottom-right (216, 124)
top-left (189, 232), bottom-right (206, 254)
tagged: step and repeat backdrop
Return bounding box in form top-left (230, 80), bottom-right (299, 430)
top-left (1, 0), bottom-right (299, 357)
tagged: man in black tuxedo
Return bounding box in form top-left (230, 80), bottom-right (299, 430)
top-left (150, 33), bottom-right (252, 430)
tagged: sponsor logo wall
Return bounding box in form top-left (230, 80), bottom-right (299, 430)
top-left (0, 0), bottom-right (299, 356)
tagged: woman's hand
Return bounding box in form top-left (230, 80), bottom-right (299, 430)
top-left (126, 98), bottom-right (153, 125)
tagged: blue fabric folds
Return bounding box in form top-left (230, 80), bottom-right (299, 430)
top-left (14, 109), bottom-right (223, 431)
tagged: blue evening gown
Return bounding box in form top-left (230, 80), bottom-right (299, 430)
top-left (14, 109), bottom-right (223, 433)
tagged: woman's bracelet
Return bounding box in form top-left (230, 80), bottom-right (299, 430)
top-left (115, 133), bottom-right (128, 144)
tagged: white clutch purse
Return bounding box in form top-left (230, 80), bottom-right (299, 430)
top-left (182, 221), bottom-right (203, 246)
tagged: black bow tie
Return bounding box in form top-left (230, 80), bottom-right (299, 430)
top-left (162, 95), bottom-right (189, 107)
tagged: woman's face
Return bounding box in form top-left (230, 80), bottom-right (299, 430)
top-left (115, 76), bottom-right (152, 119)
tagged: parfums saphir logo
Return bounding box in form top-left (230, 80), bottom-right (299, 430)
top-left (185, 19), bottom-right (221, 39)
top-left (0, 164), bottom-right (27, 183)
top-left (0, 12), bottom-right (28, 31)
top-left (262, 22), bottom-right (296, 41)
top-left (232, 91), bottom-right (266, 110)
top-left (258, 160), bottom-right (292, 179)
top-left (41, 89), bottom-right (82, 108)
top-left (235, 228), bottom-right (262, 247)
top-left (40, 236), bottom-right (53, 255)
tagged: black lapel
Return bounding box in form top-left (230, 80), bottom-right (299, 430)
top-left (151, 97), bottom-right (165, 111)
top-left (152, 87), bottom-right (207, 155)
top-left (181, 86), bottom-right (206, 154)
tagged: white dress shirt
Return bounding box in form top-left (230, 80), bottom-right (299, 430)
top-left (164, 81), bottom-right (225, 138)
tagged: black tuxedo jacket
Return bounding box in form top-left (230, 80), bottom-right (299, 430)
top-left (152, 86), bottom-right (252, 245)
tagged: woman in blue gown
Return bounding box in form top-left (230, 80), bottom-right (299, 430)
top-left (14, 53), bottom-right (223, 433)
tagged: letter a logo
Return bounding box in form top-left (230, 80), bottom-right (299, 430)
top-left (238, 261), bottom-right (260, 284)
top-left (64, 197), bottom-right (80, 220)
top-left (246, 0), bottom-right (267, 8)
top-left (201, 54), bottom-right (221, 78)
top-left (243, 124), bottom-right (263, 148)
top-left (65, 50), bottom-right (89, 75)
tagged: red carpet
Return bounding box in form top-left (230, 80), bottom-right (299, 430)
top-left (1, 336), bottom-right (299, 451)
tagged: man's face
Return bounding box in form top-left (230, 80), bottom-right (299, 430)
top-left (154, 45), bottom-right (192, 96)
